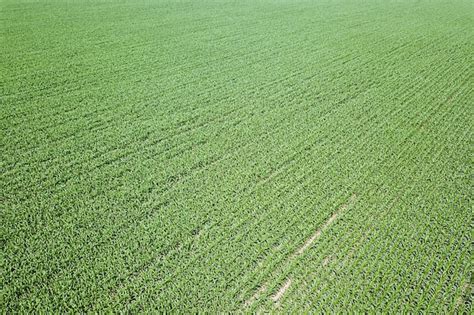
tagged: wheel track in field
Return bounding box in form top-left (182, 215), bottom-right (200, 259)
top-left (4, 65), bottom-right (356, 303)
top-left (283, 191), bottom-right (401, 313)
top-left (77, 37), bottom-right (466, 312)
top-left (244, 193), bottom-right (360, 309)
top-left (115, 56), bottom-right (456, 312)
top-left (2, 38), bottom-right (460, 308)
top-left (292, 132), bottom-right (460, 307)
top-left (76, 84), bottom-right (368, 312)
top-left (92, 66), bottom-right (404, 312)
top-left (242, 94), bottom-right (451, 310)
top-left (282, 124), bottom-right (440, 314)
top-left (325, 93), bottom-right (471, 312)
top-left (318, 66), bottom-right (472, 308)
top-left (228, 56), bottom-right (468, 312)
top-left (296, 99), bottom-right (471, 312)
top-left (239, 95), bottom-right (454, 304)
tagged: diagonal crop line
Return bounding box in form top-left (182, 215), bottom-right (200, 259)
top-left (271, 278), bottom-right (292, 304)
top-left (243, 193), bottom-right (357, 309)
top-left (295, 194), bottom-right (357, 257)
top-left (120, 52), bottom-right (464, 312)
top-left (252, 61), bottom-right (470, 312)
top-left (303, 97), bottom-right (472, 312)
top-left (236, 60), bottom-right (463, 309)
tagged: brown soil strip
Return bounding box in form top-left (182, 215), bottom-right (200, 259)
top-left (243, 194), bottom-right (356, 308)
top-left (455, 282), bottom-right (471, 310)
top-left (271, 278), bottom-right (292, 303)
top-left (244, 284), bottom-right (267, 308)
top-left (296, 194), bottom-right (356, 256)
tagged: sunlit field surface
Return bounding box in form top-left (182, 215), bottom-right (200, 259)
top-left (1, 0), bottom-right (472, 312)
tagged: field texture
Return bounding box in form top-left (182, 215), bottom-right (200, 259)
top-left (1, 0), bottom-right (473, 312)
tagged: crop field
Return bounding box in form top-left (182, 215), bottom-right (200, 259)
top-left (1, 0), bottom-right (473, 312)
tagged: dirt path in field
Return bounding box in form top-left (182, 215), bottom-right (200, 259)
top-left (294, 194), bottom-right (356, 258)
top-left (272, 278), bottom-right (292, 303)
top-left (243, 193), bottom-right (357, 308)
top-left (243, 284), bottom-right (267, 308)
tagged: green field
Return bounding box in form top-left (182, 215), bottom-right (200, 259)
top-left (1, 0), bottom-right (472, 312)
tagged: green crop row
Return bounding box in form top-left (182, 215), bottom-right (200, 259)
top-left (1, 0), bottom-right (472, 312)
